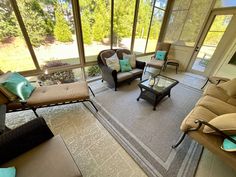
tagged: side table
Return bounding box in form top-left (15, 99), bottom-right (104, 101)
top-left (165, 59), bottom-right (179, 74)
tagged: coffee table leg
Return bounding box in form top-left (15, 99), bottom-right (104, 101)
top-left (168, 90), bottom-right (171, 97)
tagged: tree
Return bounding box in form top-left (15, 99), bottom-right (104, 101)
top-left (0, 0), bottom-right (19, 41)
top-left (54, 5), bottom-right (73, 42)
top-left (17, 0), bottom-right (52, 47)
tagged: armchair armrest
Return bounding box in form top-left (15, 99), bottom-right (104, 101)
top-left (0, 117), bottom-right (54, 165)
top-left (136, 60), bottom-right (146, 70)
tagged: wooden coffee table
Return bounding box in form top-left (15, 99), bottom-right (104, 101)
top-left (137, 75), bottom-right (178, 110)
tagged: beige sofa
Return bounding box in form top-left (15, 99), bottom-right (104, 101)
top-left (177, 78), bottom-right (236, 170)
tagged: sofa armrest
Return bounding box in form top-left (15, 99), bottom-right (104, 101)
top-left (0, 117), bottom-right (54, 165)
top-left (136, 60), bottom-right (146, 70)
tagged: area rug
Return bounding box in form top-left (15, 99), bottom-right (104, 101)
top-left (90, 79), bottom-right (203, 177)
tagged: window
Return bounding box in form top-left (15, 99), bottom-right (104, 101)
top-left (113, 0), bottom-right (135, 49)
top-left (146, 0), bottom-right (166, 53)
top-left (80, 0), bottom-right (111, 63)
top-left (214, 0), bottom-right (236, 8)
top-left (16, 0), bottom-right (80, 70)
top-left (0, 0), bottom-right (36, 72)
top-left (133, 0), bottom-right (153, 54)
top-left (164, 0), bottom-right (213, 46)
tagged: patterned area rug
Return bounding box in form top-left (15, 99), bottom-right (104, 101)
top-left (90, 79), bottom-right (203, 177)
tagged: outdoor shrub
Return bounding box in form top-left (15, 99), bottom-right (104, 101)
top-left (54, 6), bottom-right (72, 42)
top-left (87, 65), bottom-right (101, 77)
top-left (39, 60), bottom-right (75, 84)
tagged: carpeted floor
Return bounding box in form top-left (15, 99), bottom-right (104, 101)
top-left (90, 79), bottom-right (203, 177)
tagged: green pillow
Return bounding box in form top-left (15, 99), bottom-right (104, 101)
top-left (2, 72), bottom-right (35, 101)
top-left (119, 59), bottom-right (132, 72)
top-left (155, 50), bottom-right (167, 60)
top-left (0, 167), bottom-right (16, 177)
top-left (221, 135), bottom-right (236, 152)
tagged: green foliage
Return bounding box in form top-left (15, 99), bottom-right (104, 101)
top-left (0, 0), bottom-right (19, 41)
top-left (17, 0), bottom-right (52, 47)
top-left (54, 5), bottom-right (73, 42)
top-left (87, 65), bottom-right (101, 77)
top-left (81, 12), bottom-right (92, 44)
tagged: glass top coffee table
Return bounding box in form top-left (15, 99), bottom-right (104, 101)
top-left (137, 75), bottom-right (179, 110)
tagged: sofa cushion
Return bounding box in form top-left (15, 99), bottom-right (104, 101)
top-left (0, 72), bottom-right (18, 101)
top-left (196, 95), bottom-right (236, 115)
top-left (100, 50), bottom-right (116, 65)
top-left (146, 59), bottom-right (165, 68)
top-left (105, 53), bottom-right (120, 72)
top-left (203, 113), bottom-right (236, 135)
top-left (117, 72), bottom-right (133, 82)
top-left (123, 53), bottom-right (136, 68)
top-left (2, 72), bottom-right (35, 101)
top-left (0, 167), bottom-right (16, 177)
top-left (129, 68), bottom-right (143, 76)
top-left (218, 78), bottom-right (236, 97)
top-left (27, 81), bottom-right (89, 106)
top-left (119, 59), bottom-right (132, 72)
top-left (180, 106), bottom-right (217, 132)
top-left (1, 136), bottom-right (82, 177)
top-left (203, 84), bottom-right (229, 102)
top-left (116, 49), bottom-right (131, 59)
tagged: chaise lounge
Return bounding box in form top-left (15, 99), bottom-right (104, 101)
top-left (0, 71), bottom-right (98, 117)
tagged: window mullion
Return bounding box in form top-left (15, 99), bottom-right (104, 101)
top-left (10, 0), bottom-right (40, 71)
top-left (71, 0), bottom-right (86, 80)
top-left (144, 0), bottom-right (157, 53)
top-left (130, 0), bottom-right (140, 53)
top-left (111, 0), bottom-right (114, 49)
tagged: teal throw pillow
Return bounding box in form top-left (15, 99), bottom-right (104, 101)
top-left (221, 135), bottom-right (236, 152)
top-left (119, 59), bottom-right (132, 72)
top-left (0, 167), bottom-right (16, 177)
top-left (155, 50), bottom-right (167, 60)
top-left (2, 72), bottom-right (35, 101)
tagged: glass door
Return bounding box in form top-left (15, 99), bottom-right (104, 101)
top-left (189, 14), bottom-right (233, 75)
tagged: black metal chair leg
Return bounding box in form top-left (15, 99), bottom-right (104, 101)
top-left (87, 100), bottom-right (98, 112)
top-left (201, 78), bottom-right (209, 89)
top-left (88, 86), bottom-right (95, 97)
top-left (32, 108), bottom-right (39, 117)
top-left (172, 132), bottom-right (187, 148)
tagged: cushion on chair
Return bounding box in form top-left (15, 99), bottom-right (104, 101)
top-left (180, 106), bottom-right (217, 132)
top-left (146, 59), bottom-right (165, 68)
top-left (100, 50), bottom-right (116, 65)
top-left (0, 72), bottom-right (18, 101)
top-left (155, 51), bottom-right (167, 60)
top-left (117, 72), bottom-right (133, 82)
top-left (105, 53), bottom-right (120, 72)
top-left (203, 113), bottom-right (236, 135)
top-left (119, 59), bottom-right (132, 72)
top-left (129, 68), bottom-right (143, 76)
top-left (196, 95), bottom-right (236, 115)
top-left (218, 78), bottom-right (236, 97)
top-left (116, 49), bottom-right (131, 59)
top-left (123, 53), bottom-right (136, 68)
top-left (2, 72), bottom-right (35, 101)
top-left (27, 81), bottom-right (89, 107)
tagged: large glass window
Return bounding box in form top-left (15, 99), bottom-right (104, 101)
top-left (113, 0), bottom-right (135, 49)
top-left (80, 0), bottom-right (111, 63)
top-left (0, 0), bottom-right (36, 72)
top-left (146, 0), bottom-right (166, 53)
top-left (16, 0), bottom-right (80, 70)
top-left (133, 0), bottom-right (153, 54)
top-left (214, 0), bottom-right (236, 8)
top-left (164, 0), bottom-right (213, 46)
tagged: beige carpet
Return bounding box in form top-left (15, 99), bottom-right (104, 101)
top-left (90, 79), bottom-right (203, 177)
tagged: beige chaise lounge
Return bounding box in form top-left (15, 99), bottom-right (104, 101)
top-left (0, 72), bottom-right (97, 117)
top-left (173, 78), bottom-right (236, 170)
